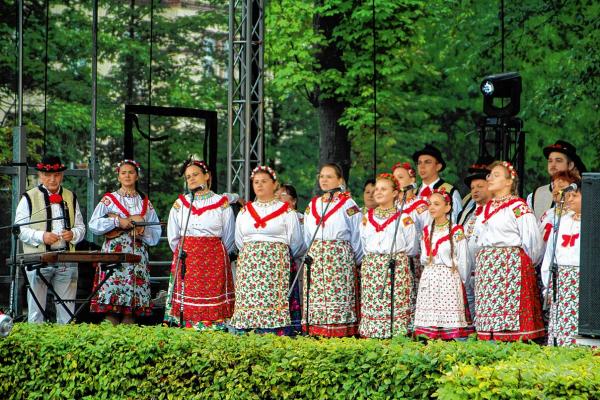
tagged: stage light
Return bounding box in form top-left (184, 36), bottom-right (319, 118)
top-left (480, 71), bottom-right (521, 117)
top-left (0, 313), bottom-right (13, 337)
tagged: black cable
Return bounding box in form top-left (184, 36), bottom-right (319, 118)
top-left (372, 0), bottom-right (377, 179)
top-left (43, 0), bottom-right (50, 155)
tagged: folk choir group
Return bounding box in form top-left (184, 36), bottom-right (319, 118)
top-left (15, 139), bottom-right (586, 346)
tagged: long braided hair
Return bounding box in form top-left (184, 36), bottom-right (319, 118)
top-left (428, 190), bottom-right (455, 269)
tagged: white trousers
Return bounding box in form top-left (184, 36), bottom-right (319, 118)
top-left (26, 263), bottom-right (78, 324)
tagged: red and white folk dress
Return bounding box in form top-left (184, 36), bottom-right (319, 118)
top-left (89, 191), bottom-right (161, 316)
top-left (302, 193), bottom-right (363, 337)
top-left (541, 210), bottom-right (581, 346)
top-left (165, 191), bottom-right (235, 330)
top-left (230, 199), bottom-right (305, 333)
top-left (473, 195), bottom-right (545, 341)
top-left (359, 207), bottom-right (418, 338)
top-left (413, 223), bottom-right (474, 339)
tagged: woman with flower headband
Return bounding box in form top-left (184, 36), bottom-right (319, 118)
top-left (230, 165), bottom-right (305, 334)
top-left (541, 180), bottom-right (582, 346)
top-left (392, 161), bottom-right (430, 330)
top-left (471, 161), bottom-right (544, 341)
top-left (359, 173), bottom-right (417, 338)
top-left (302, 163), bottom-right (363, 337)
top-left (413, 188), bottom-right (474, 339)
top-left (164, 159), bottom-right (235, 330)
top-left (89, 160), bottom-right (161, 324)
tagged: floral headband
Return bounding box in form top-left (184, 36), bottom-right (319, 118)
top-left (377, 173), bottom-right (400, 191)
top-left (431, 187), bottom-right (452, 204)
top-left (501, 161), bottom-right (517, 180)
top-left (392, 162), bottom-right (416, 177)
top-left (36, 162), bottom-right (65, 172)
top-left (251, 165), bottom-right (277, 181)
top-left (188, 160), bottom-right (209, 174)
top-left (116, 159), bottom-right (141, 173)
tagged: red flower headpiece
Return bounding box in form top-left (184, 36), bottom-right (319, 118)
top-left (431, 187), bottom-right (451, 204)
top-left (392, 162), bottom-right (416, 177)
top-left (251, 165), bottom-right (277, 181)
top-left (501, 161), bottom-right (517, 179)
top-left (377, 173), bottom-right (401, 191)
top-left (49, 193), bottom-right (63, 204)
top-left (116, 159), bottom-right (141, 173)
top-left (36, 162), bottom-right (65, 172)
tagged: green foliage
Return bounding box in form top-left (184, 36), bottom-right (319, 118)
top-left (1, 324), bottom-right (599, 399)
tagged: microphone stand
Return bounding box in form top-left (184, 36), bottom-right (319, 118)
top-left (549, 192), bottom-right (567, 347)
top-left (288, 190), bottom-right (336, 334)
top-left (1, 216), bottom-right (65, 319)
top-left (379, 189), bottom-right (408, 337)
top-left (169, 188), bottom-right (198, 328)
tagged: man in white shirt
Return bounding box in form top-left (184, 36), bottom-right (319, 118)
top-left (14, 155), bottom-right (85, 323)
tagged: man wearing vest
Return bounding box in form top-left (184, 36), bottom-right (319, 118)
top-left (412, 143), bottom-right (462, 222)
top-left (527, 140), bottom-right (586, 220)
top-left (14, 155), bottom-right (86, 323)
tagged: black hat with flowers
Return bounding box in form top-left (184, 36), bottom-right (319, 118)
top-left (35, 155), bottom-right (67, 172)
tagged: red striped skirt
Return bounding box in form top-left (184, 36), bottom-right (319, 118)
top-left (164, 236), bottom-right (234, 326)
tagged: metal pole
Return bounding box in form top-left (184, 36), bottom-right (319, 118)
top-left (244, 0), bottom-right (253, 200)
top-left (87, 0), bottom-right (99, 241)
top-left (227, 0), bottom-right (235, 193)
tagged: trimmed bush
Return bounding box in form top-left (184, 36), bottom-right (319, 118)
top-left (0, 323), bottom-right (598, 399)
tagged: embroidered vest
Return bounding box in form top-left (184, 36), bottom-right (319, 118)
top-left (21, 185), bottom-right (76, 253)
top-left (532, 184), bottom-right (553, 220)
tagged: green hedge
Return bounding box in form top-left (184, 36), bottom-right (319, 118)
top-left (0, 323), bottom-right (598, 399)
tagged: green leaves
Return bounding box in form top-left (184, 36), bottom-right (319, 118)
top-left (1, 324), bottom-right (599, 399)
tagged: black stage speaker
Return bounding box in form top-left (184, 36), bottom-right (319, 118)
top-left (579, 172), bottom-right (600, 337)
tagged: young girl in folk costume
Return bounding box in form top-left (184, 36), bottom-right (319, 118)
top-left (472, 161), bottom-right (545, 341)
top-left (392, 162), bottom-right (430, 330)
top-left (89, 160), bottom-right (161, 324)
top-left (541, 181), bottom-right (582, 346)
top-left (230, 166), bottom-right (305, 334)
top-left (413, 188), bottom-right (473, 339)
top-left (276, 183), bottom-right (304, 333)
top-left (164, 159), bottom-right (235, 330)
top-left (359, 173), bottom-right (417, 338)
top-left (539, 170), bottom-right (580, 253)
top-left (303, 163), bottom-right (363, 337)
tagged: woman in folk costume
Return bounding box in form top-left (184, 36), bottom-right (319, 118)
top-left (89, 160), bottom-right (161, 324)
top-left (472, 161), bottom-right (545, 341)
top-left (359, 173), bottom-right (417, 338)
top-left (541, 180), bottom-right (582, 346)
top-left (413, 188), bottom-right (474, 339)
top-left (303, 163), bottom-right (363, 337)
top-left (392, 161), bottom-right (430, 330)
top-left (230, 166), bottom-right (305, 334)
top-left (164, 159), bottom-right (235, 330)
top-left (276, 183), bottom-right (304, 333)
top-left (539, 170), bottom-right (580, 253)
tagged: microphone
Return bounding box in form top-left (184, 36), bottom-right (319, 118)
top-left (324, 185), bottom-right (346, 194)
top-left (401, 183), bottom-right (418, 192)
top-left (190, 184), bottom-right (207, 194)
top-left (559, 183), bottom-right (578, 196)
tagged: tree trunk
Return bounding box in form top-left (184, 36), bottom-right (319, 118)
top-left (313, 10), bottom-right (352, 181)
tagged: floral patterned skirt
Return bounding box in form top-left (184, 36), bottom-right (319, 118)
top-left (303, 240), bottom-right (359, 337)
top-left (548, 265), bottom-right (579, 346)
top-left (164, 236), bottom-right (234, 330)
top-left (359, 252), bottom-right (412, 338)
top-left (90, 234), bottom-right (152, 316)
top-left (475, 247), bottom-right (545, 341)
top-left (413, 264), bottom-right (474, 339)
top-left (229, 241), bottom-right (292, 332)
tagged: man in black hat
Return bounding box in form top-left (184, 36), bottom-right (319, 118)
top-left (14, 155), bottom-right (86, 323)
top-left (527, 140), bottom-right (586, 219)
top-left (412, 143), bottom-right (463, 221)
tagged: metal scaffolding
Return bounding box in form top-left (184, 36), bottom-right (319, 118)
top-left (227, 0), bottom-right (264, 199)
